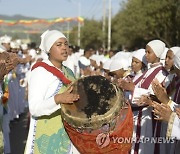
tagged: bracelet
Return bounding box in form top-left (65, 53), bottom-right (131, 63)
top-left (167, 99), bottom-right (172, 106)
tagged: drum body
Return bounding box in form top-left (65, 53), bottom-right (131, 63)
top-left (61, 76), bottom-right (133, 154)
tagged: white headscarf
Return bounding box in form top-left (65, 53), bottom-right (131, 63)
top-left (174, 51), bottom-right (180, 70)
top-left (133, 49), bottom-right (147, 65)
top-left (147, 40), bottom-right (165, 58)
top-left (89, 54), bottom-right (100, 66)
top-left (21, 44), bottom-right (28, 50)
top-left (160, 47), bottom-right (168, 60)
top-left (39, 30), bottom-right (66, 53)
top-left (0, 35), bottom-right (12, 44)
top-left (109, 58), bottom-right (129, 72)
top-left (10, 41), bottom-right (20, 49)
top-left (169, 46), bottom-right (180, 56)
top-left (103, 59), bottom-right (112, 70)
top-left (0, 44), bottom-right (6, 53)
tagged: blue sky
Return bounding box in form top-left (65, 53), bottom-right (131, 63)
top-left (0, 0), bottom-right (122, 20)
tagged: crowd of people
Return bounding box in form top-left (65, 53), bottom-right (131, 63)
top-left (0, 30), bottom-right (179, 154)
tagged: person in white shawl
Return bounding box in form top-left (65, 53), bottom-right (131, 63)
top-left (152, 51), bottom-right (180, 154)
top-left (25, 30), bottom-right (80, 154)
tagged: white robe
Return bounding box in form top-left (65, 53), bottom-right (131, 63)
top-left (25, 59), bottom-right (79, 154)
top-left (131, 63), bottom-right (169, 154)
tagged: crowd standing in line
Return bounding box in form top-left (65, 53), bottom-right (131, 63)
top-left (0, 31), bottom-right (179, 154)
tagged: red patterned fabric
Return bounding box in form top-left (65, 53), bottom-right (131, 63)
top-left (64, 103), bottom-right (133, 154)
top-left (31, 61), bottom-right (71, 84)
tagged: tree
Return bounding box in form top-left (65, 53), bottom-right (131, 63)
top-left (69, 19), bottom-right (103, 49)
top-left (112, 0), bottom-right (180, 49)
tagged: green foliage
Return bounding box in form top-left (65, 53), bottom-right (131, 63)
top-left (69, 19), bottom-right (104, 49)
top-left (112, 0), bottom-right (180, 49)
top-left (80, 19), bottom-right (103, 49)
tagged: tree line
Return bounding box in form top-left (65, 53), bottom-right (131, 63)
top-left (70, 0), bottom-right (180, 50)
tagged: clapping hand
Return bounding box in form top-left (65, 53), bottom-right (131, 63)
top-left (118, 77), bottom-right (134, 91)
top-left (133, 95), bottom-right (153, 106)
top-left (152, 101), bottom-right (172, 122)
top-left (152, 79), bottom-right (169, 104)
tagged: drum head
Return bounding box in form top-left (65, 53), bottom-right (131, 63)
top-left (61, 75), bottom-right (124, 130)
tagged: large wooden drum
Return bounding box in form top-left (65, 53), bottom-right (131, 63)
top-left (61, 75), bottom-right (133, 154)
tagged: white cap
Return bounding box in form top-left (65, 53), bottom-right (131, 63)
top-left (90, 54), bottom-right (101, 66)
top-left (103, 59), bottom-right (112, 70)
top-left (0, 35), bottom-right (12, 44)
top-left (21, 44), bottom-right (28, 50)
top-left (160, 47), bottom-right (168, 60)
top-left (10, 41), bottom-right (20, 49)
top-left (16, 39), bottom-right (22, 46)
top-left (169, 46), bottom-right (180, 56)
top-left (147, 40), bottom-right (166, 58)
top-left (133, 49), bottom-right (147, 65)
top-left (39, 30), bottom-right (66, 53)
top-left (79, 56), bottom-right (90, 66)
top-left (174, 51), bottom-right (180, 70)
top-left (109, 59), bottom-right (129, 72)
top-left (0, 44), bottom-right (6, 53)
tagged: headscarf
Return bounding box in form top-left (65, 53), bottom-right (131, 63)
top-left (10, 41), bottom-right (20, 49)
top-left (133, 49), bottom-right (147, 65)
top-left (0, 35), bottom-right (12, 44)
top-left (109, 58), bottom-right (129, 72)
top-left (103, 59), bottom-right (112, 70)
top-left (174, 51), bottom-right (180, 70)
top-left (21, 44), bottom-right (28, 50)
top-left (169, 46), bottom-right (180, 56)
top-left (147, 40), bottom-right (165, 58)
top-left (39, 30), bottom-right (66, 53)
top-left (160, 47), bottom-right (168, 60)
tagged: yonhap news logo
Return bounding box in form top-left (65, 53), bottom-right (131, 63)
top-left (96, 132), bottom-right (175, 148)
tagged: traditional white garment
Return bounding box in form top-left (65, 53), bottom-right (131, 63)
top-left (26, 59), bottom-right (79, 154)
top-left (131, 63), bottom-right (169, 154)
top-left (8, 70), bottom-right (20, 120)
top-left (63, 53), bottom-right (80, 78)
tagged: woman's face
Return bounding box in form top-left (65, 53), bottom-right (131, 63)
top-left (112, 68), bottom-right (125, 79)
top-left (131, 57), bottom-right (143, 73)
top-left (165, 50), bottom-right (174, 70)
top-left (49, 38), bottom-right (69, 63)
top-left (145, 45), bottom-right (158, 64)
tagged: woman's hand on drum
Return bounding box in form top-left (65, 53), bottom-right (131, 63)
top-left (54, 86), bottom-right (80, 104)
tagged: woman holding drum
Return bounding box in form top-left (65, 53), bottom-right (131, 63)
top-left (25, 30), bottom-right (80, 154)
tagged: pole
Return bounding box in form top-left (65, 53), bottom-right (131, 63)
top-left (107, 0), bottom-right (111, 51)
top-left (67, 21), bottom-right (70, 42)
top-left (77, 1), bottom-right (81, 47)
top-left (102, 0), bottom-right (106, 49)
